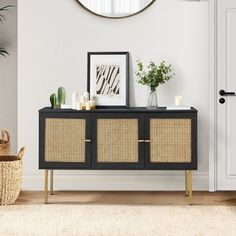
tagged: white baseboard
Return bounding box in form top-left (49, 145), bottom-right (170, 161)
top-left (22, 170), bottom-right (209, 191)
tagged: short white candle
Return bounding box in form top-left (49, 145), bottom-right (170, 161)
top-left (80, 96), bottom-right (85, 105)
top-left (89, 100), bottom-right (95, 106)
top-left (86, 101), bottom-right (91, 110)
top-left (175, 96), bottom-right (183, 106)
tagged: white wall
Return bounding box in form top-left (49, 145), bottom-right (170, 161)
top-left (0, 0), bottom-right (17, 153)
top-left (18, 0), bottom-right (209, 190)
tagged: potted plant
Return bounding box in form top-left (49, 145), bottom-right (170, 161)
top-left (0, 5), bottom-right (13, 57)
top-left (136, 60), bottom-right (174, 109)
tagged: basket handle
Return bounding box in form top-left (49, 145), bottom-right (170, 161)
top-left (1, 129), bottom-right (10, 144)
top-left (17, 147), bottom-right (26, 160)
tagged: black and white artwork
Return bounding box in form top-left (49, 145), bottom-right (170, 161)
top-left (88, 52), bottom-right (129, 108)
top-left (96, 65), bottom-right (120, 96)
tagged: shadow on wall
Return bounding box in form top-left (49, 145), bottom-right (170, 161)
top-left (0, 0), bottom-right (17, 153)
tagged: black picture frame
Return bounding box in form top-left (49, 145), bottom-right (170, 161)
top-left (87, 52), bottom-right (129, 109)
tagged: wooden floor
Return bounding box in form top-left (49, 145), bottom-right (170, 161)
top-left (16, 191), bottom-right (236, 206)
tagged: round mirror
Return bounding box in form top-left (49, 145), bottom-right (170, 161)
top-left (77, 0), bottom-right (156, 19)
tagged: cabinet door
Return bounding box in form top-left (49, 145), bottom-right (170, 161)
top-left (145, 114), bottom-right (197, 170)
top-left (39, 113), bottom-right (91, 169)
top-left (92, 114), bottom-right (144, 169)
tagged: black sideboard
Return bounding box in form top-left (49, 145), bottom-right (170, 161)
top-left (39, 107), bottom-right (198, 204)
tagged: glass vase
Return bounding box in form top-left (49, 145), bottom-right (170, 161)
top-left (147, 89), bottom-right (158, 109)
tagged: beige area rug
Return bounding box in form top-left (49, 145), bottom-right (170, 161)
top-left (0, 205), bottom-right (236, 236)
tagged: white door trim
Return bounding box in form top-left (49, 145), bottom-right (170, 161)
top-left (209, 0), bottom-right (217, 192)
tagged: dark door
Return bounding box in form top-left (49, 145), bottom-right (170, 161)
top-left (91, 113), bottom-right (145, 169)
top-left (144, 113), bottom-right (197, 170)
top-left (39, 112), bottom-right (91, 169)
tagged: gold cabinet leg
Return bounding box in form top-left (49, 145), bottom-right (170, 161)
top-left (50, 170), bottom-right (54, 195)
top-left (45, 170), bottom-right (49, 204)
top-left (185, 171), bottom-right (189, 196)
top-left (188, 170), bottom-right (193, 205)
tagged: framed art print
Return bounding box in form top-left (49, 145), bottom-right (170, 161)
top-left (87, 52), bottom-right (129, 108)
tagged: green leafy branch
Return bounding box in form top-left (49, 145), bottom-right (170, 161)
top-left (136, 61), bottom-right (175, 92)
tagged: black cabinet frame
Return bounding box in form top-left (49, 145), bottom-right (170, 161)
top-left (39, 107), bottom-right (198, 171)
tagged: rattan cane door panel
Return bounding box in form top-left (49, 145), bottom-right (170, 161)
top-left (97, 119), bottom-right (139, 163)
top-left (45, 118), bottom-right (86, 163)
top-left (150, 119), bottom-right (192, 163)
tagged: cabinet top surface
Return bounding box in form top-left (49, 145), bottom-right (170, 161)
top-left (39, 107), bottom-right (198, 113)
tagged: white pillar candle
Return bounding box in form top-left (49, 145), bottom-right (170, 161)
top-left (76, 102), bottom-right (81, 110)
top-left (84, 92), bottom-right (89, 102)
top-left (175, 96), bottom-right (183, 106)
top-left (72, 92), bottom-right (78, 110)
top-left (79, 96), bottom-right (86, 110)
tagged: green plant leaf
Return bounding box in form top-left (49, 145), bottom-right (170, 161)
top-left (135, 60), bottom-right (175, 90)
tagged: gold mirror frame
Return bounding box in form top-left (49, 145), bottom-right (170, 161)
top-left (76, 0), bottom-right (156, 19)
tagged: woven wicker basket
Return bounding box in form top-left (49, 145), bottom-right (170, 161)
top-left (0, 147), bottom-right (25, 205)
top-left (0, 129), bottom-right (10, 155)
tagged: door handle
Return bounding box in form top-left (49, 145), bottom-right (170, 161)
top-left (138, 140), bottom-right (145, 143)
top-left (138, 140), bottom-right (151, 143)
top-left (219, 90), bottom-right (236, 96)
